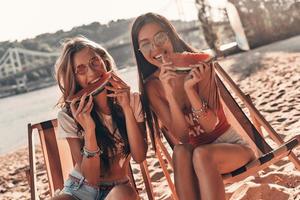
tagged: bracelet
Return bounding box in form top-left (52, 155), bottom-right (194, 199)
top-left (191, 98), bottom-right (208, 121)
top-left (81, 146), bottom-right (102, 158)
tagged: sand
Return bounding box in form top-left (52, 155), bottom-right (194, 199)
top-left (1, 35), bottom-right (300, 200)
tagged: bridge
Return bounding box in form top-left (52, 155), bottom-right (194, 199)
top-left (0, 48), bottom-right (59, 96)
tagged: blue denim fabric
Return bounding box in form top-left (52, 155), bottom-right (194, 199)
top-left (61, 170), bottom-right (111, 200)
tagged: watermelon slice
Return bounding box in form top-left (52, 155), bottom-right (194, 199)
top-left (66, 71), bottom-right (112, 103)
top-left (169, 52), bottom-right (211, 73)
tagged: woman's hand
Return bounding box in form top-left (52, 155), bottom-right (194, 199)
top-left (159, 63), bottom-right (177, 96)
top-left (106, 74), bottom-right (131, 110)
top-left (70, 93), bottom-right (95, 132)
top-left (184, 62), bottom-right (208, 91)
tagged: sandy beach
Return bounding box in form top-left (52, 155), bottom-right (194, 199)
top-left (1, 35), bottom-right (300, 200)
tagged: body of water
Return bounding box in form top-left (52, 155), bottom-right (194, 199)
top-left (0, 67), bottom-right (139, 155)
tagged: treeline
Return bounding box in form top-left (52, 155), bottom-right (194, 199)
top-left (0, 19), bottom-right (132, 56)
top-left (0, 19), bottom-right (200, 59)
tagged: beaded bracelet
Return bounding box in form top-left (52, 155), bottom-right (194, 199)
top-left (81, 146), bottom-right (103, 158)
top-left (191, 98), bottom-right (208, 121)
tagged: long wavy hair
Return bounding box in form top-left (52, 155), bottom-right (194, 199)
top-left (55, 36), bottom-right (129, 168)
top-left (131, 12), bottom-right (197, 147)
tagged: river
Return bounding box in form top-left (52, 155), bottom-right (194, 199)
top-left (0, 67), bottom-right (139, 155)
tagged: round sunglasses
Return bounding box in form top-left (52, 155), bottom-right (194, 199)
top-left (139, 31), bottom-right (169, 55)
top-left (74, 56), bottom-right (105, 75)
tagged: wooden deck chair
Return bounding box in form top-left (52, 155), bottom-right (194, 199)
top-left (150, 61), bottom-right (300, 199)
top-left (27, 119), bottom-right (154, 200)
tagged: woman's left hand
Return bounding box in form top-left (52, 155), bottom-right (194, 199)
top-left (184, 62), bottom-right (209, 90)
top-left (105, 74), bottom-right (131, 109)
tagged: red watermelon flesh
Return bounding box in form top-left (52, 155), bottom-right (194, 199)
top-left (169, 52), bottom-right (211, 67)
top-left (66, 71), bottom-right (112, 103)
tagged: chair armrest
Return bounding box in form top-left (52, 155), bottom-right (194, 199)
top-left (223, 135), bottom-right (300, 183)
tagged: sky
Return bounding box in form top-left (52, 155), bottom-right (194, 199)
top-left (0, 0), bottom-right (208, 42)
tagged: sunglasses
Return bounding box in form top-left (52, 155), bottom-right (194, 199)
top-left (139, 31), bottom-right (169, 55)
top-left (74, 56), bottom-right (105, 75)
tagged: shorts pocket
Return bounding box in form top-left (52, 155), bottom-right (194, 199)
top-left (63, 178), bottom-right (81, 191)
top-left (62, 177), bottom-right (98, 200)
top-left (64, 179), bottom-right (75, 188)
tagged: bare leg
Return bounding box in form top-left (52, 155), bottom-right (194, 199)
top-left (105, 184), bottom-right (138, 200)
top-left (192, 144), bottom-right (255, 200)
top-left (173, 144), bottom-right (200, 200)
top-left (50, 194), bottom-right (76, 200)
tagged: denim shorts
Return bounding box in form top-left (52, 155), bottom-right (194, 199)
top-left (61, 170), bottom-right (129, 200)
top-left (212, 126), bottom-right (251, 149)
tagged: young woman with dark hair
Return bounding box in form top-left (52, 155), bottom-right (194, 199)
top-left (131, 13), bottom-right (255, 200)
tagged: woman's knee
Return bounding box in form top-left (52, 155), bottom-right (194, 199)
top-left (241, 146), bottom-right (256, 163)
top-left (192, 146), bottom-right (214, 169)
top-left (173, 144), bottom-right (193, 162)
top-left (106, 185), bottom-right (138, 200)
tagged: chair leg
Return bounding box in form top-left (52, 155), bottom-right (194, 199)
top-left (25, 166), bottom-right (31, 186)
top-left (156, 136), bottom-right (173, 170)
top-left (155, 137), bottom-right (179, 200)
top-left (139, 161), bottom-right (154, 200)
top-left (287, 136), bottom-right (300, 170)
top-left (28, 123), bottom-right (39, 200)
top-left (289, 153), bottom-right (300, 170)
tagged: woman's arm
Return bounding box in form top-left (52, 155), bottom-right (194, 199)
top-left (185, 87), bottom-right (218, 132)
top-left (122, 107), bottom-right (147, 163)
top-left (66, 133), bottom-right (100, 185)
top-left (184, 64), bottom-right (218, 132)
top-left (106, 82), bottom-right (148, 163)
top-left (69, 94), bottom-right (101, 185)
top-left (80, 129), bottom-right (100, 184)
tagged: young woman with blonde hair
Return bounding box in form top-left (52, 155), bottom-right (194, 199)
top-left (52, 36), bottom-right (147, 200)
